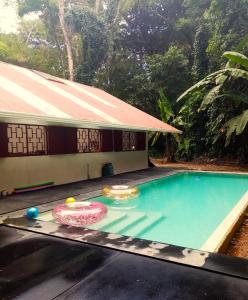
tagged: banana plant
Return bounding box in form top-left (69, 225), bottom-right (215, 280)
top-left (177, 51), bottom-right (248, 146)
top-left (150, 90), bottom-right (189, 162)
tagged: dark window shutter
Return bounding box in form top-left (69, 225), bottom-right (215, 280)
top-left (113, 130), bottom-right (123, 151)
top-left (47, 126), bottom-right (66, 155)
top-left (136, 132), bottom-right (146, 151)
top-left (64, 127), bottom-right (77, 154)
top-left (101, 130), bottom-right (113, 152)
top-left (0, 123), bottom-right (8, 157)
top-left (47, 126), bottom-right (78, 155)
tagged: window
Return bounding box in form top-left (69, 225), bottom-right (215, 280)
top-left (121, 131), bottom-right (137, 151)
top-left (77, 128), bottom-right (101, 153)
top-left (7, 124), bottom-right (28, 155)
top-left (0, 123), bottom-right (146, 157)
top-left (47, 126), bottom-right (77, 155)
top-left (7, 124), bottom-right (47, 156)
top-left (122, 131), bottom-right (130, 151)
top-left (27, 125), bottom-right (47, 155)
top-left (77, 128), bottom-right (89, 153)
top-left (130, 132), bottom-right (137, 151)
top-left (89, 129), bottom-right (101, 152)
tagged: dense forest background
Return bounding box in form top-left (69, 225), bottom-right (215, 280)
top-left (1, 0), bottom-right (248, 163)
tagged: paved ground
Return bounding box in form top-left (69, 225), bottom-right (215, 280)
top-left (1, 226), bottom-right (248, 300)
top-left (151, 158), bottom-right (248, 173)
top-left (0, 167), bottom-right (173, 215)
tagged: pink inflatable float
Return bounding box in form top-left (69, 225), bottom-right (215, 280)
top-left (53, 201), bottom-right (107, 227)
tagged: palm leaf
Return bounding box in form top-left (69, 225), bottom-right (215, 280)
top-left (223, 51), bottom-right (248, 71)
top-left (177, 68), bottom-right (248, 103)
top-left (158, 89), bottom-right (174, 122)
top-left (200, 85), bottom-right (222, 110)
top-left (176, 69), bottom-right (224, 102)
top-left (150, 131), bottom-right (161, 147)
top-left (224, 109), bottom-right (248, 145)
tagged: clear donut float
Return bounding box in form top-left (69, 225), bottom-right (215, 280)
top-left (102, 185), bottom-right (139, 200)
top-left (53, 201), bottom-right (107, 226)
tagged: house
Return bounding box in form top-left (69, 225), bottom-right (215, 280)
top-left (0, 61), bottom-right (179, 194)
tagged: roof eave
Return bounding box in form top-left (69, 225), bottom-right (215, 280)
top-left (0, 111), bottom-right (181, 133)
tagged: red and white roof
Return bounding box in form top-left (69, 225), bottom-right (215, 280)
top-left (0, 61), bottom-right (179, 133)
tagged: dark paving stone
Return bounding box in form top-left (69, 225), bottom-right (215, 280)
top-left (0, 226), bottom-right (247, 300)
top-left (0, 226), bottom-right (119, 300)
top-left (56, 253), bottom-right (248, 300)
top-left (0, 168), bottom-right (172, 214)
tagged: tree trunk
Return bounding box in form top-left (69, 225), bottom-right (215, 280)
top-left (58, 0), bottom-right (74, 81)
top-left (106, 0), bottom-right (121, 85)
top-left (95, 0), bottom-right (101, 14)
top-left (164, 134), bottom-right (175, 163)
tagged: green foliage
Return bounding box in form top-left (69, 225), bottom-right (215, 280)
top-left (192, 24), bottom-right (209, 81)
top-left (177, 50), bottom-right (248, 154)
top-left (223, 51), bottom-right (248, 70)
top-left (224, 110), bottom-right (248, 145)
top-left (72, 8), bottom-right (107, 83)
top-left (1, 0), bottom-right (248, 162)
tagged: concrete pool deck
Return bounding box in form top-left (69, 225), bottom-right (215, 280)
top-left (1, 225), bottom-right (248, 299)
top-left (1, 167), bottom-right (248, 299)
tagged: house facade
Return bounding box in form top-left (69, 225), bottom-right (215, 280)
top-left (0, 61), bottom-right (179, 194)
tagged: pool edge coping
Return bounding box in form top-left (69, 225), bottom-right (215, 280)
top-left (201, 191), bottom-right (248, 252)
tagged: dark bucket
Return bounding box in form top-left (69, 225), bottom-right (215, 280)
top-left (102, 163), bottom-right (114, 177)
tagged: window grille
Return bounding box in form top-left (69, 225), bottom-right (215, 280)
top-left (122, 131), bottom-right (137, 151)
top-left (27, 125), bottom-right (47, 155)
top-left (130, 132), bottom-right (136, 150)
top-left (77, 128), bottom-right (100, 153)
top-left (77, 129), bottom-right (89, 153)
top-left (7, 124), bottom-right (28, 155)
top-left (7, 124), bottom-right (47, 156)
top-left (122, 131), bottom-right (130, 151)
top-left (89, 129), bottom-right (100, 152)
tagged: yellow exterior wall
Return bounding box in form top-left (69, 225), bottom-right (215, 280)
top-left (0, 150), bottom-right (148, 192)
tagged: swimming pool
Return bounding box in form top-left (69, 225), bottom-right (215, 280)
top-left (87, 172), bottom-right (248, 250)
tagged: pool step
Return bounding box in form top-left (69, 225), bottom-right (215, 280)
top-left (98, 212), bottom-right (146, 233)
top-left (125, 214), bottom-right (165, 237)
top-left (37, 210), bottom-right (165, 239)
top-left (87, 211), bottom-right (126, 230)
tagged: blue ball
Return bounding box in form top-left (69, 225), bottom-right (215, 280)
top-left (26, 207), bottom-right (39, 219)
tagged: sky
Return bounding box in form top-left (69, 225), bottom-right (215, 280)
top-left (0, 1), bottom-right (19, 33)
top-left (0, 1), bottom-right (38, 33)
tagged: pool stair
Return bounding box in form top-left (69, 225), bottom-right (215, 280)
top-left (38, 210), bottom-right (165, 238)
top-left (89, 211), bottom-right (165, 237)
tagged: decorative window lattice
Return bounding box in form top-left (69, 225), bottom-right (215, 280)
top-left (7, 124), bottom-right (46, 156)
top-left (122, 131), bottom-right (130, 151)
top-left (27, 125), bottom-right (47, 155)
top-left (77, 129), bottom-right (100, 153)
top-left (130, 132), bottom-right (136, 151)
top-left (89, 129), bottom-right (100, 152)
top-left (77, 129), bottom-right (89, 153)
top-left (7, 124), bottom-right (27, 155)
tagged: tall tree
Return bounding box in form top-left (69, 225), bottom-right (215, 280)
top-left (58, 0), bottom-right (74, 80)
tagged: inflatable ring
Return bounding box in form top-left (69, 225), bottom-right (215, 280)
top-left (102, 185), bottom-right (139, 200)
top-left (53, 201), bottom-right (107, 226)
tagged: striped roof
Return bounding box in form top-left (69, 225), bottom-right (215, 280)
top-left (0, 61), bottom-right (179, 133)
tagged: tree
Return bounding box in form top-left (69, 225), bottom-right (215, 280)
top-left (58, 0), bottom-right (74, 80)
top-left (177, 51), bottom-right (248, 147)
top-left (17, 0), bottom-right (67, 76)
top-left (149, 90), bottom-right (192, 162)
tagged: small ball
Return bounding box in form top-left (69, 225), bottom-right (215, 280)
top-left (65, 197), bottom-right (76, 204)
top-left (26, 207), bottom-right (39, 219)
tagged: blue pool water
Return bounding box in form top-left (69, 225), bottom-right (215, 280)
top-left (90, 172), bottom-right (248, 249)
